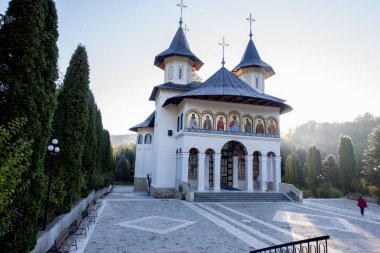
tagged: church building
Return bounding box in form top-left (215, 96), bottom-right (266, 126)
top-left (130, 8), bottom-right (292, 198)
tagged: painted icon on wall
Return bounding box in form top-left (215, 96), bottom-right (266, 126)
top-left (242, 116), bottom-right (253, 133)
top-left (254, 118), bottom-right (265, 134)
top-left (187, 112), bottom-right (199, 129)
top-left (202, 113), bottom-right (213, 130)
top-left (228, 114), bottom-right (240, 132)
top-left (268, 119), bottom-right (277, 134)
top-left (216, 115), bottom-right (227, 131)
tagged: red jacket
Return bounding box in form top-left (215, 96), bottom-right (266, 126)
top-left (357, 197), bottom-right (368, 208)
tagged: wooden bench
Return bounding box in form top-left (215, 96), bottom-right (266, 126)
top-left (55, 228), bottom-right (77, 253)
top-left (74, 214), bottom-right (89, 237)
top-left (347, 192), bottom-right (361, 200)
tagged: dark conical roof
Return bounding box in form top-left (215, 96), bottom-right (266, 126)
top-left (232, 39), bottom-right (275, 78)
top-left (129, 111), bottom-right (155, 132)
top-left (163, 67), bottom-right (291, 114)
top-left (154, 26), bottom-right (203, 71)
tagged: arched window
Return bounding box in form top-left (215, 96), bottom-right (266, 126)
top-left (255, 76), bottom-right (259, 89)
top-left (188, 148), bottom-right (198, 180)
top-left (144, 134), bottom-right (152, 144)
top-left (137, 134), bottom-right (143, 144)
top-left (177, 116), bottom-right (180, 132)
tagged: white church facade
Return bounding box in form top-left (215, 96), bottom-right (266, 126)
top-left (130, 12), bottom-right (292, 198)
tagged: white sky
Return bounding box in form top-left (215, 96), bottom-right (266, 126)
top-left (1, 0), bottom-right (380, 135)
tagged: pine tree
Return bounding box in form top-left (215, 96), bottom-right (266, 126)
top-left (338, 135), bottom-right (357, 194)
top-left (362, 124), bottom-right (380, 194)
top-left (52, 45), bottom-right (90, 210)
top-left (284, 154), bottom-right (297, 185)
top-left (305, 146), bottom-right (322, 196)
top-left (0, 1), bottom-right (58, 251)
top-left (322, 154), bottom-right (340, 189)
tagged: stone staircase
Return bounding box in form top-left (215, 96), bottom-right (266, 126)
top-left (194, 191), bottom-right (292, 202)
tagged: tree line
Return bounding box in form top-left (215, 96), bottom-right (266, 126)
top-left (0, 1), bottom-right (114, 252)
top-left (282, 113), bottom-right (380, 198)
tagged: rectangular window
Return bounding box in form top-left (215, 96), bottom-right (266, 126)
top-left (180, 113), bottom-right (183, 130)
top-left (168, 66), bottom-right (173, 80)
top-left (177, 116), bottom-right (179, 132)
top-left (255, 76), bottom-right (259, 89)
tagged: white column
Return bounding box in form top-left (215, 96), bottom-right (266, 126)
top-left (213, 153), bottom-right (221, 192)
top-left (204, 155), bottom-right (210, 189)
top-left (273, 157), bottom-right (282, 191)
top-left (175, 153), bottom-right (179, 187)
top-left (197, 153), bottom-right (205, 192)
top-left (245, 155), bottom-right (253, 192)
top-left (233, 156), bottom-right (239, 188)
top-left (181, 152), bottom-right (189, 183)
top-left (259, 156), bottom-right (268, 191)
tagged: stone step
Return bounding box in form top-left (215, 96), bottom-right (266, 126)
top-left (194, 192), bottom-right (291, 202)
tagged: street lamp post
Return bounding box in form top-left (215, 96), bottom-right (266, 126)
top-left (43, 139), bottom-right (60, 231)
top-left (317, 174), bottom-right (324, 198)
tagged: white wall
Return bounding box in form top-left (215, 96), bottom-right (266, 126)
top-left (135, 128), bottom-right (154, 178)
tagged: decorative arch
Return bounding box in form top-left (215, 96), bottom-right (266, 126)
top-left (227, 111), bottom-right (242, 132)
top-left (215, 112), bottom-right (228, 131)
top-left (137, 134), bottom-right (143, 144)
top-left (144, 134), bottom-right (152, 144)
top-left (267, 152), bottom-right (276, 157)
top-left (241, 114), bottom-right (254, 133)
top-left (188, 148), bottom-right (199, 180)
top-left (266, 117), bottom-right (278, 134)
top-left (185, 109), bottom-right (201, 129)
top-left (253, 115), bottom-right (266, 134)
top-left (200, 110), bottom-right (214, 130)
top-left (205, 148), bottom-right (215, 155)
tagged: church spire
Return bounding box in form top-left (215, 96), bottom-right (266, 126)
top-left (177, 0), bottom-right (187, 26)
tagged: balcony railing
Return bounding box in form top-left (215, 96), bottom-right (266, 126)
top-left (250, 235), bottom-right (330, 253)
top-left (183, 128), bottom-right (280, 138)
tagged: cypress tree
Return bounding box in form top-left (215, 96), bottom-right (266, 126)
top-left (338, 135), bottom-right (357, 194)
top-left (82, 91), bottom-right (98, 194)
top-left (362, 124), bottom-right (380, 193)
top-left (0, 0), bottom-right (58, 251)
top-left (322, 154), bottom-right (340, 189)
top-left (305, 146), bottom-right (322, 196)
top-left (284, 154), bottom-right (297, 185)
top-left (52, 45), bottom-right (90, 210)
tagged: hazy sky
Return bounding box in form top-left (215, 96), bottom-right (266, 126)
top-left (1, 0), bottom-right (379, 135)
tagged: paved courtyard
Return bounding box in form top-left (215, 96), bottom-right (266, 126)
top-left (73, 186), bottom-right (380, 253)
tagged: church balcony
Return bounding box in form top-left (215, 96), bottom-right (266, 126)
top-left (182, 128), bottom-right (280, 138)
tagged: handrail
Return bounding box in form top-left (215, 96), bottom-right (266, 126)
top-left (250, 235), bottom-right (330, 253)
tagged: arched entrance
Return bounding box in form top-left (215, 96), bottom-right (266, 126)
top-left (220, 141), bottom-right (247, 188)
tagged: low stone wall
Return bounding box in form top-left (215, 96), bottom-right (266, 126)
top-left (150, 185), bottom-right (176, 198)
top-left (134, 177), bottom-right (148, 192)
top-left (279, 183), bottom-right (303, 202)
top-left (30, 186), bottom-right (111, 253)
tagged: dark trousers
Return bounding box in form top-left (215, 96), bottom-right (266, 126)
top-left (360, 207), bottom-right (364, 215)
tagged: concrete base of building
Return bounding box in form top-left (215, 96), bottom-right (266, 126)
top-left (150, 185), bottom-right (176, 198)
top-left (133, 177), bottom-right (148, 192)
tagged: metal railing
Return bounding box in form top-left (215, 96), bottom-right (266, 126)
top-left (250, 235), bottom-right (330, 253)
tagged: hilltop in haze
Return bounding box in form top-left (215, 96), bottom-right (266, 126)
top-left (110, 134), bottom-right (136, 147)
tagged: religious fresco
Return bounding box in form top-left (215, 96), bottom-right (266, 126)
top-left (254, 117), bottom-right (265, 134)
top-left (215, 114), bottom-right (227, 131)
top-left (242, 116), bottom-right (253, 133)
top-left (228, 113), bottom-right (241, 132)
top-left (188, 149), bottom-right (198, 180)
top-left (187, 112), bottom-right (200, 129)
top-left (201, 113), bottom-right (213, 130)
top-left (183, 109), bottom-right (279, 137)
top-left (267, 119), bottom-right (277, 134)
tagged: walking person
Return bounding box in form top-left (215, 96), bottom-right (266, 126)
top-left (357, 195), bottom-right (368, 216)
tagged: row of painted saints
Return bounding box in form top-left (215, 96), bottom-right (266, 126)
top-left (188, 112), bottom-right (277, 134)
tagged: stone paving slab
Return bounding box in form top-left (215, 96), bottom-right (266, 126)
top-left (77, 186), bottom-right (380, 253)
